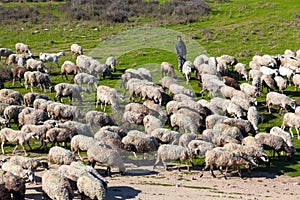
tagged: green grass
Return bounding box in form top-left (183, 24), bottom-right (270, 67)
top-left (0, 0), bottom-right (300, 176)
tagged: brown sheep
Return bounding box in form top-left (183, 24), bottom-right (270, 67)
top-left (12, 65), bottom-right (27, 86)
top-left (221, 76), bottom-right (240, 89)
top-left (61, 61), bottom-right (80, 80)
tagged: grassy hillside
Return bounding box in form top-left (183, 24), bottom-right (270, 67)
top-left (0, 0), bottom-right (300, 176)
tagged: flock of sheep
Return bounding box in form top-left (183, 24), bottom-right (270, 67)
top-left (0, 42), bottom-right (299, 199)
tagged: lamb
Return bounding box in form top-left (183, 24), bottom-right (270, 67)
top-left (255, 132), bottom-right (292, 160)
top-left (0, 128), bottom-right (39, 156)
top-left (160, 76), bottom-right (178, 89)
top-left (161, 61), bottom-right (177, 78)
top-left (182, 60), bottom-right (195, 83)
top-left (54, 83), bottom-right (90, 105)
top-left (143, 114), bottom-right (163, 134)
top-left (105, 56), bottom-right (117, 72)
top-left (270, 126), bottom-right (296, 155)
top-left (200, 147), bottom-right (257, 179)
top-left (234, 63), bottom-right (248, 80)
top-left (23, 92), bottom-right (49, 107)
top-left (121, 130), bottom-right (159, 158)
top-left (274, 76), bottom-right (287, 93)
top-left (18, 107), bottom-right (49, 128)
top-left (48, 146), bottom-right (76, 165)
top-left (74, 72), bottom-right (98, 91)
top-left (0, 48), bottom-right (13, 61)
top-left (39, 51), bottom-right (65, 70)
top-left (188, 139), bottom-right (214, 157)
top-left (85, 110), bottom-right (115, 131)
top-left (71, 43), bottom-right (83, 56)
top-left (26, 58), bottom-right (48, 73)
top-left (153, 144), bottom-right (192, 171)
top-left (24, 71), bottom-right (54, 93)
top-left (281, 112), bottom-right (300, 139)
top-left (1, 161), bottom-right (34, 183)
top-left (44, 127), bottom-right (75, 148)
top-left (42, 170), bottom-right (74, 200)
top-left (266, 92), bottom-right (296, 113)
top-left (292, 74), bottom-right (300, 91)
top-left (87, 144), bottom-right (126, 176)
top-left (60, 61), bottom-right (80, 80)
top-left (70, 135), bottom-right (99, 160)
top-left (0, 170), bottom-right (26, 200)
top-left (247, 106), bottom-right (260, 133)
top-left (240, 83), bottom-right (259, 97)
top-left (15, 43), bottom-right (32, 55)
top-left (170, 113), bottom-right (198, 134)
top-left (150, 128), bottom-right (181, 145)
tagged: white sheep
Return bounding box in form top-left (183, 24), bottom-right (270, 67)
top-left (48, 146), bottom-right (76, 165)
top-left (18, 107), bottom-right (49, 128)
top-left (77, 174), bottom-right (106, 200)
top-left (160, 76), bottom-right (178, 89)
top-left (182, 60), bottom-right (195, 83)
top-left (1, 161), bottom-right (34, 183)
top-left (74, 72), bottom-right (98, 91)
top-left (60, 60), bottom-right (80, 80)
top-left (247, 106), bottom-right (260, 133)
top-left (106, 56), bottom-right (117, 72)
top-left (85, 110), bottom-right (115, 131)
top-left (39, 51), bottom-right (65, 69)
top-left (87, 144), bottom-right (126, 176)
top-left (292, 74), bottom-right (300, 91)
top-left (274, 76), bottom-right (287, 93)
top-left (70, 135), bottom-right (98, 160)
top-left (266, 92), bottom-right (296, 113)
top-left (24, 71), bottom-right (53, 93)
top-left (0, 128), bottom-right (38, 156)
top-left (96, 85), bottom-right (121, 112)
top-left (260, 66), bottom-right (278, 76)
top-left (188, 139), bottom-right (214, 157)
top-left (240, 82), bottom-right (259, 97)
top-left (279, 66), bottom-right (294, 85)
top-left (234, 63), bottom-right (248, 80)
top-left (26, 58), bottom-right (48, 73)
top-left (15, 43), bottom-right (32, 56)
top-left (143, 114), bottom-right (163, 134)
top-left (169, 84), bottom-right (195, 97)
top-left (270, 126), bottom-right (296, 155)
top-left (23, 92), bottom-right (50, 107)
top-left (170, 113), bottom-right (198, 134)
top-left (178, 133), bottom-right (198, 148)
top-left (153, 144), bottom-right (192, 171)
top-left (71, 43), bottom-right (83, 56)
top-left (281, 112), bottom-right (300, 139)
top-left (150, 128), bottom-right (181, 145)
top-left (161, 61), bottom-right (177, 78)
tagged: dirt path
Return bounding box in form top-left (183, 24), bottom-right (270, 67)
top-left (25, 161), bottom-right (300, 200)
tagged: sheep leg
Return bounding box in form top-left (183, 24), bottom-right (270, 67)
top-left (1, 142), bottom-right (5, 154)
top-left (296, 127), bottom-right (300, 140)
top-left (223, 166), bottom-right (228, 180)
top-left (289, 127), bottom-right (294, 138)
top-left (26, 141), bottom-right (33, 150)
top-left (132, 152), bottom-right (137, 158)
top-left (210, 165), bottom-right (216, 178)
top-left (153, 157), bottom-right (160, 169)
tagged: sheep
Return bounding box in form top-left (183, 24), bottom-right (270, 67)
top-left (274, 76), bottom-right (287, 93)
top-left (266, 92), bottom-right (296, 113)
top-left (221, 76), bottom-right (239, 89)
top-left (71, 43), bottom-right (83, 56)
top-left (137, 67), bottom-right (152, 82)
top-left (0, 170), bottom-right (26, 200)
top-left (8, 53), bottom-right (27, 66)
top-left (161, 61), bottom-right (177, 78)
top-left (3, 105), bottom-right (24, 125)
top-left (213, 123), bottom-right (244, 141)
top-left (23, 92), bottom-right (49, 107)
top-left (234, 63), bottom-right (248, 80)
top-left (95, 126), bottom-right (127, 140)
top-left (169, 84), bottom-right (195, 97)
top-left (24, 71), bottom-right (54, 93)
top-left (188, 139), bottom-right (214, 157)
top-left (279, 66), bottom-right (294, 85)
top-left (249, 69), bottom-right (263, 81)
top-left (74, 72), bottom-right (98, 91)
top-left (15, 43), bottom-right (32, 55)
top-left (242, 136), bottom-right (264, 151)
top-left (150, 128), bottom-right (181, 145)
top-left (170, 113), bottom-right (198, 134)
top-left (153, 144), bottom-right (192, 171)
top-left (255, 132), bottom-right (292, 160)
top-left (228, 95), bottom-right (253, 112)
top-left (85, 110), bottom-right (115, 131)
top-left (124, 102), bottom-right (150, 117)
top-left (182, 61), bottom-right (195, 83)
top-left (200, 147), bottom-right (257, 179)
top-left (139, 84), bottom-right (166, 105)
top-left (0, 103), bottom-right (9, 115)
top-left (33, 99), bottom-right (52, 112)
top-left (270, 126), bottom-right (296, 155)
top-left (87, 144), bottom-right (126, 176)
top-left (70, 135), bottom-right (99, 160)
top-left (0, 89), bottom-right (24, 105)
top-left (0, 128), bottom-right (39, 156)
top-left (178, 133), bottom-right (198, 147)
top-left (260, 74), bottom-right (277, 92)
top-left (281, 112), bottom-right (300, 139)
top-left (247, 106), bottom-right (260, 133)
top-left (143, 114), bottom-right (163, 134)
top-left (39, 51), bottom-right (65, 70)
top-left (57, 121), bottom-right (93, 137)
top-left (200, 74), bottom-right (225, 97)
top-left (121, 130), bottom-right (159, 158)
top-left (48, 146), bottom-right (76, 165)
top-left (54, 83), bottom-right (90, 105)
top-left (143, 99), bottom-right (166, 118)
top-left (0, 48), bottom-right (13, 61)
top-left (76, 173), bottom-right (106, 200)
top-left (260, 66), bottom-right (279, 76)
top-left (106, 56), bottom-right (117, 72)
top-left (173, 93), bottom-right (194, 102)
top-left (44, 127), bottom-right (75, 148)
top-left (42, 170), bottom-right (74, 200)
top-left (220, 55), bottom-right (238, 69)
top-left (26, 58), bottom-right (48, 73)
top-left (18, 107), bottom-right (49, 128)
top-left (240, 83), bottom-right (259, 97)
top-left (1, 161), bottom-right (34, 183)
top-left (120, 69), bottom-right (144, 89)
top-left (160, 76), bottom-right (178, 89)
top-left (216, 57), bottom-right (228, 75)
top-left (292, 74), bottom-right (300, 91)
top-left (96, 85), bottom-right (121, 112)
top-left (249, 60), bottom-right (261, 70)
top-left (222, 118), bottom-right (256, 137)
top-left (47, 102), bottom-right (85, 121)
top-left (60, 61), bottom-right (80, 80)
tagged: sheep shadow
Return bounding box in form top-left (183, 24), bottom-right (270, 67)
top-left (106, 186), bottom-right (141, 200)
